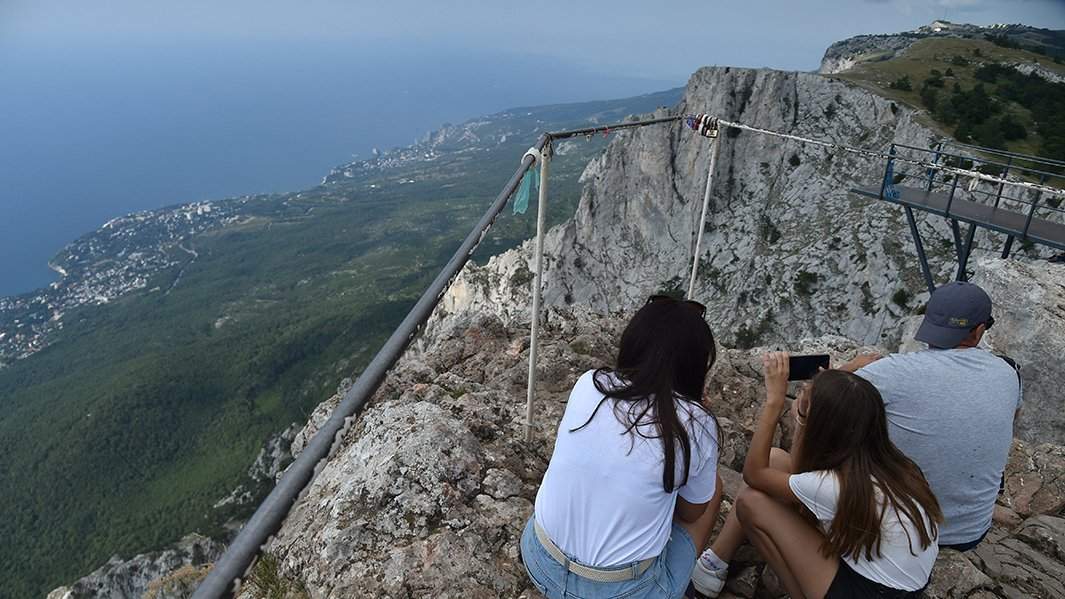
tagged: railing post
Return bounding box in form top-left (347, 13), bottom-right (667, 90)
top-left (945, 174), bottom-right (959, 217)
top-left (525, 141), bottom-right (551, 443)
top-left (994, 157), bottom-right (1012, 209)
top-left (688, 136), bottom-right (719, 299)
top-left (927, 142), bottom-right (944, 192)
top-left (881, 144), bottom-right (897, 200)
top-left (1021, 174), bottom-right (1049, 241)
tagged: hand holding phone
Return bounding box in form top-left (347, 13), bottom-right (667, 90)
top-left (787, 354), bottom-right (830, 381)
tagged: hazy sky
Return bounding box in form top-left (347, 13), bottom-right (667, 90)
top-left (4, 1), bottom-right (1064, 78)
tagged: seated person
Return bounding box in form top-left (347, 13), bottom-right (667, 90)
top-left (520, 295), bottom-right (723, 599)
top-left (698, 354), bottom-right (941, 599)
top-left (843, 281), bottom-right (1021, 551)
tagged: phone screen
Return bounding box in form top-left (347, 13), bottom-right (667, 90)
top-left (788, 354), bottom-right (830, 381)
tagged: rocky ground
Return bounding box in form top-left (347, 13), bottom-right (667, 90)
top-left (245, 303), bottom-right (1065, 599)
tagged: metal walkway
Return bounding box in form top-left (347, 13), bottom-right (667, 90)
top-left (851, 141), bottom-right (1065, 293)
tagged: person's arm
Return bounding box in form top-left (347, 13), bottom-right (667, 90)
top-left (674, 473), bottom-right (723, 523)
top-left (742, 352), bottom-right (798, 503)
top-left (838, 352), bottom-right (882, 373)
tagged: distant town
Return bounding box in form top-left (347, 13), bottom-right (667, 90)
top-left (0, 201), bottom-right (247, 365)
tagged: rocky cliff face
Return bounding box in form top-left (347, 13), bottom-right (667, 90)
top-left (975, 256), bottom-right (1065, 445)
top-left (442, 66), bottom-right (982, 354)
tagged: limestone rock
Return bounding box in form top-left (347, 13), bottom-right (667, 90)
top-left (46, 534), bottom-right (222, 599)
top-left (975, 257), bottom-right (1065, 445)
top-left (925, 549), bottom-right (992, 599)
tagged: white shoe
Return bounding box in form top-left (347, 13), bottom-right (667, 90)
top-left (690, 556), bottom-right (728, 597)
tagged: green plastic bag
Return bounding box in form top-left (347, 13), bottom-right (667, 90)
top-left (513, 167), bottom-right (539, 215)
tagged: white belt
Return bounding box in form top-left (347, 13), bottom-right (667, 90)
top-left (533, 519), bottom-right (656, 583)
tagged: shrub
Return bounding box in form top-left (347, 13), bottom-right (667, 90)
top-left (999, 114), bottom-right (1027, 141)
top-left (891, 288), bottom-right (912, 308)
top-left (890, 76), bottom-right (913, 91)
top-left (794, 270), bottom-right (819, 296)
top-left (788, 153), bottom-right (801, 167)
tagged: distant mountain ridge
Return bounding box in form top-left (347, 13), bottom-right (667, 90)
top-left (820, 20), bottom-right (1065, 74)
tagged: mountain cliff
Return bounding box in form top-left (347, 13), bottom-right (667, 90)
top-left (820, 21), bottom-right (1065, 74)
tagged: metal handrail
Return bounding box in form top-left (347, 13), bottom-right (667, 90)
top-left (943, 139), bottom-right (1065, 168)
top-left (192, 133), bottom-right (549, 598)
top-left (892, 142), bottom-right (1065, 180)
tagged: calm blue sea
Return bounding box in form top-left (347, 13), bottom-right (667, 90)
top-left (0, 40), bottom-right (679, 297)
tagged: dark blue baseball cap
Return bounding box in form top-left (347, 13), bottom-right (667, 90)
top-left (916, 281), bottom-right (993, 348)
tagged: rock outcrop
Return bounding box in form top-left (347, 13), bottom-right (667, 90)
top-left (442, 66), bottom-right (941, 350)
top-left (45, 534), bottom-right (223, 599)
top-left (975, 256), bottom-right (1065, 445)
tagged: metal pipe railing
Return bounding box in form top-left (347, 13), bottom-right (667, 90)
top-left (943, 139), bottom-right (1065, 168)
top-left (892, 142), bottom-right (1064, 180)
top-left (547, 115), bottom-right (681, 141)
top-left (192, 133), bottom-right (549, 599)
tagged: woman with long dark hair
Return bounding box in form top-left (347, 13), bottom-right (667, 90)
top-left (520, 296), bottom-right (723, 599)
top-left (706, 353), bottom-right (942, 599)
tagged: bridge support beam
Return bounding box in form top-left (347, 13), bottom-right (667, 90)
top-left (905, 206), bottom-right (936, 295)
top-left (957, 223), bottom-right (977, 282)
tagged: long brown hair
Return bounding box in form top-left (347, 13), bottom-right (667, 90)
top-left (572, 297), bottom-right (717, 493)
top-left (793, 370), bottom-right (943, 560)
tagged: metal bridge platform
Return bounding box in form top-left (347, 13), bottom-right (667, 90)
top-left (849, 141), bottom-right (1065, 293)
top-left (851, 185), bottom-right (1065, 252)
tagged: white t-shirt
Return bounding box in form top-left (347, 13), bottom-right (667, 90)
top-left (534, 370), bottom-right (719, 567)
top-left (788, 471), bottom-right (938, 591)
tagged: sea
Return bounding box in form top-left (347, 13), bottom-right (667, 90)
top-left (0, 39), bottom-right (680, 297)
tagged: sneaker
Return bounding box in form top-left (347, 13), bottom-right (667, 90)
top-left (690, 556), bottom-right (728, 597)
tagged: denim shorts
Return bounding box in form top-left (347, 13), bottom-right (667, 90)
top-left (519, 517), bottom-right (698, 599)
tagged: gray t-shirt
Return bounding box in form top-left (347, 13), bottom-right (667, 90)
top-left (857, 347), bottom-right (1021, 545)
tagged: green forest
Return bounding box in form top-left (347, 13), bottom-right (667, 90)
top-left (840, 36), bottom-right (1065, 165)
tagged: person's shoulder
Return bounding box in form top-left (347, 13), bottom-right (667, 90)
top-left (967, 348), bottom-right (1023, 380)
top-left (855, 351), bottom-right (911, 377)
top-left (789, 470), bottom-right (840, 500)
top-left (572, 369), bottom-right (602, 394)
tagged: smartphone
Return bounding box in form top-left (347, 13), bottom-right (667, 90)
top-left (788, 354), bottom-right (830, 381)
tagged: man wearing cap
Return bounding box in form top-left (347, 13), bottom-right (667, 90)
top-left (840, 281), bottom-right (1021, 552)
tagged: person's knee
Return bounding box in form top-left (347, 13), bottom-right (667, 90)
top-left (769, 447), bottom-right (793, 472)
top-left (734, 487), bottom-right (771, 527)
